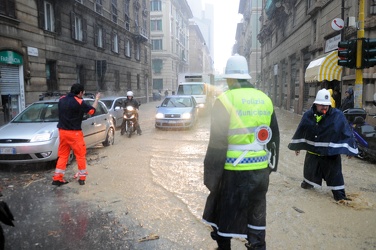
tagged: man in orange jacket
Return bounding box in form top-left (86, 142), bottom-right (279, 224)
top-left (52, 83), bottom-right (100, 186)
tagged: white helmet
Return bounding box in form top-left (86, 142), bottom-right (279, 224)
top-left (127, 91), bottom-right (134, 97)
top-left (222, 54), bottom-right (252, 80)
top-left (313, 89), bottom-right (331, 105)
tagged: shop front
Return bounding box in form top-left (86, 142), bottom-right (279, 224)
top-left (304, 50), bottom-right (343, 108)
top-left (0, 50), bottom-right (25, 123)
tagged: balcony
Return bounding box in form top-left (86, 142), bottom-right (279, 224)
top-left (134, 26), bottom-right (148, 42)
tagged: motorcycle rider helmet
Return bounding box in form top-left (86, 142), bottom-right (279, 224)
top-left (127, 91), bottom-right (134, 97)
top-left (222, 54), bottom-right (252, 80)
top-left (313, 88), bottom-right (332, 106)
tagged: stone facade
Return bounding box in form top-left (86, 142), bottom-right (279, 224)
top-left (237, 0), bottom-right (376, 116)
top-left (0, 0), bottom-right (151, 112)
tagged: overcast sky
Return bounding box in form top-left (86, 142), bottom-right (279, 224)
top-left (203, 0), bottom-right (242, 73)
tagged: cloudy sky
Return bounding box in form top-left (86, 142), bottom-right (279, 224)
top-left (203, 0), bottom-right (242, 73)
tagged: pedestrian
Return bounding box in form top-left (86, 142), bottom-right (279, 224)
top-left (202, 54), bottom-right (280, 250)
top-left (52, 83), bottom-right (100, 186)
top-left (124, 91), bottom-right (142, 135)
top-left (340, 87), bottom-right (354, 111)
top-left (164, 89), bottom-right (169, 97)
top-left (288, 88), bottom-right (358, 201)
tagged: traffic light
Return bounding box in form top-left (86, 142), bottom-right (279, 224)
top-left (362, 38), bottom-right (376, 68)
top-left (338, 39), bottom-right (357, 68)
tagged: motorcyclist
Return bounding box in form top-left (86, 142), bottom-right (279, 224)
top-left (124, 91), bottom-right (142, 135)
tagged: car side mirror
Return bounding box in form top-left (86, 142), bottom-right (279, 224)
top-left (114, 106), bottom-right (121, 111)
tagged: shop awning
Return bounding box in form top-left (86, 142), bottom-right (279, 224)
top-left (305, 51), bottom-right (342, 83)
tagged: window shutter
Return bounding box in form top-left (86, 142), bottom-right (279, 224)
top-left (71, 12), bottom-right (75, 39)
top-left (82, 18), bottom-right (87, 42)
top-left (55, 2), bottom-right (62, 34)
top-left (94, 24), bottom-right (98, 47)
top-left (37, 0), bottom-right (44, 29)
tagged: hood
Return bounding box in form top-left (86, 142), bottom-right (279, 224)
top-left (0, 122), bottom-right (58, 140)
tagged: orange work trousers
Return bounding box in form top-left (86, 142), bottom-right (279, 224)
top-left (53, 129), bottom-right (88, 181)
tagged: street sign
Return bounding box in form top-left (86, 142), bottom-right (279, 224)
top-left (331, 18), bottom-right (344, 31)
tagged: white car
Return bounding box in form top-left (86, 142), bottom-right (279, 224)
top-left (100, 96), bottom-right (127, 128)
top-left (0, 99), bottom-right (115, 166)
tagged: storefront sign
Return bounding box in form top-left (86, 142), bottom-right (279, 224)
top-left (27, 47), bottom-right (39, 57)
top-left (0, 51), bottom-right (23, 65)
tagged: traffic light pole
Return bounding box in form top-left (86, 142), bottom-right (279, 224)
top-left (355, 0), bottom-right (365, 108)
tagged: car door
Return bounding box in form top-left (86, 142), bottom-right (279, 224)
top-left (81, 101), bottom-right (98, 147)
top-left (113, 98), bottom-right (125, 127)
top-left (91, 101), bottom-right (109, 144)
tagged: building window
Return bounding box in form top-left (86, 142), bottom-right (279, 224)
top-left (151, 20), bottom-right (162, 31)
top-left (46, 60), bottom-right (57, 91)
top-left (44, 1), bottom-right (55, 32)
top-left (37, 0), bottom-right (61, 33)
top-left (112, 0), bottom-right (118, 23)
top-left (71, 12), bottom-right (87, 42)
top-left (144, 48), bottom-right (148, 63)
top-left (76, 65), bottom-right (85, 86)
top-left (151, 39), bottom-right (162, 50)
top-left (125, 39), bottom-right (131, 57)
top-left (124, 0), bottom-right (130, 17)
top-left (135, 43), bottom-right (140, 60)
top-left (371, 0), bottom-right (376, 15)
top-left (127, 72), bottom-right (132, 90)
top-left (95, 0), bottom-right (103, 14)
top-left (94, 25), bottom-right (105, 48)
top-left (76, 0), bottom-right (83, 3)
top-left (112, 32), bottom-right (119, 53)
top-left (150, 0), bottom-right (162, 11)
top-left (125, 16), bottom-right (130, 31)
top-left (137, 74), bottom-right (140, 90)
top-left (153, 79), bottom-right (163, 90)
top-left (114, 70), bottom-right (120, 91)
top-left (152, 59), bottom-right (163, 73)
top-left (0, 0), bottom-right (16, 18)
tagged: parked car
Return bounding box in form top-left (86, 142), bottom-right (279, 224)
top-left (0, 98), bottom-right (115, 166)
top-left (100, 96), bottom-right (127, 128)
top-left (155, 95), bottom-right (199, 129)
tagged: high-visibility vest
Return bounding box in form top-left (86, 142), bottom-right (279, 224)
top-left (218, 88), bottom-right (274, 171)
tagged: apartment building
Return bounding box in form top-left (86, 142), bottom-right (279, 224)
top-left (236, 0), bottom-right (376, 115)
top-left (235, 0), bottom-right (262, 84)
top-left (188, 22), bottom-right (213, 74)
top-left (150, 0), bottom-right (192, 94)
top-left (0, 0), bottom-right (151, 121)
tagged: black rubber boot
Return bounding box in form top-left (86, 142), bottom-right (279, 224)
top-left (332, 189), bottom-right (351, 201)
top-left (211, 229), bottom-right (231, 250)
top-left (246, 229), bottom-right (266, 250)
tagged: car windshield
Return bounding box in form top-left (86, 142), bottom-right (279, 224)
top-left (101, 100), bottom-right (114, 109)
top-left (161, 97), bottom-right (192, 107)
top-left (12, 103), bottom-right (59, 123)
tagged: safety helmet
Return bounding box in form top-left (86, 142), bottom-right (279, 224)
top-left (127, 91), bottom-right (134, 97)
top-left (313, 88), bottom-right (331, 105)
top-left (222, 54), bottom-right (252, 80)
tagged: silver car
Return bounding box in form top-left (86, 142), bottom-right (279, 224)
top-left (0, 99), bottom-right (115, 166)
top-left (100, 96), bottom-right (127, 128)
top-left (155, 95), bottom-right (199, 129)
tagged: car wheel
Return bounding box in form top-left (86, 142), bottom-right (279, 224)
top-left (103, 127), bottom-right (115, 146)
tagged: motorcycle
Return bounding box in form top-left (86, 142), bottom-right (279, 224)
top-left (0, 192), bottom-right (14, 249)
top-left (120, 105), bottom-right (137, 138)
top-left (343, 108), bottom-right (376, 162)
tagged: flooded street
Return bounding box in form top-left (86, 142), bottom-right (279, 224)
top-left (1, 101), bottom-right (376, 249)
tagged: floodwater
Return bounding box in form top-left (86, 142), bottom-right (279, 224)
top-left (1, 102), bottom-right (375, 250)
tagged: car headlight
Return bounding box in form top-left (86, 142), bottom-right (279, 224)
top-left (155, 113), bottom-right (164, 119)
top-left (181, 113), bottom-right (192, 119)
top-left (198, 103), bottom-right (205, 108)
top-left (30, 130), bottom-right (54, 142)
